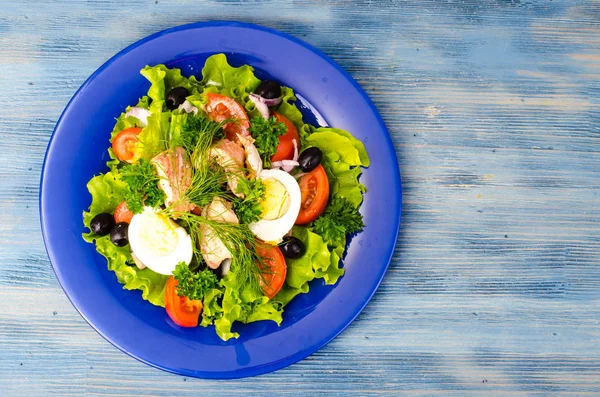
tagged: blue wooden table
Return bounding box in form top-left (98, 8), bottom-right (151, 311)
top-left (1, 1), bottom-right (599, 395)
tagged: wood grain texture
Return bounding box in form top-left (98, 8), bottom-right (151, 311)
top-left (1, 0), bottom-right (599, 395)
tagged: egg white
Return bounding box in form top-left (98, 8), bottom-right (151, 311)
top-left (128, 206), bottom-right (193, 275)
top-left (249, 169), bottom-right (301, 244)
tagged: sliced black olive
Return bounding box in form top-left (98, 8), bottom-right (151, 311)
top-left (280, 236), bottom-right (305, 259)
top-left (254, 80), bottom-right (281, 100)
top-left (110, 222), bottom-right (129, 247)
top-left (90, 213), bottom-right (115, 236)
top-left (298, 147), bottom-right (323, 172)
top-left (166, 87), bottom-right (189, 110)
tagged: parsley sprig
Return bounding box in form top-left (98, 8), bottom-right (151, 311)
top-left (172, 262), bottom-right (218, 301)
top-left (232, 177), bottom-right (266, 224)
top-left (248, 116), bottom-right (287, 167)
top-left (313, 197), bottom-right (365, 246)
top-left (120, 159), bottom-right (165, 214)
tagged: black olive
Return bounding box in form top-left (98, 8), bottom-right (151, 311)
top-left (110, 222), bottom-right (129, 247)
top-left (90, 213), bottom-right (115, 236)
top-left (280, 236), bottom-right (305, 259)
top-left (298, 147), bottom-right (323, 172)
top-left (165, 87), bottom-right (189, 110)
top-left (254, 80), bottom-right (281, 100)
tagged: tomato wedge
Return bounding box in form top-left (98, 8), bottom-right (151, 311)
top-left (296, 164), bottom-right (329, 225)
top-left (205, 93), bottom-right (250, 140)
top-left (271, 112), bottom-right (300, 162)
top-left (256, 242), bottom-right (287, 299)
top-left (165, 276), bottom-right (202, 327)
top-left (114, 201), bottom-right (133, 224)
top-left (112, 127), bottom-right (142, 163)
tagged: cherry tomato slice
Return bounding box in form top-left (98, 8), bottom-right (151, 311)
top-left (271, 112), bottom-right (300, 162)
top-left (205, 93), bottom-right (250, 140)
top-left (165, 276), bottom-right (202, 327)
top-left (296, 164), bottom-right (329, 225)
top-left (256, 242), bottom-right (287, 299)
top-left (114, 201), bottom-right (134, 224)
top-left (112, 127), bottom-right (142, 163)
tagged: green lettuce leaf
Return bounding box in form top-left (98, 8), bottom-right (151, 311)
top-left (105, 96), bottom-right (153, 170)
top-left (199, 54), bottom-right (308, 140)
top-left (199, 53), bottom-right (263, 120)
top-left (140, 65), bottom-right (201, 105)
top-left (82, 171), bottom-right (169, 307)
top-left (277, 87), bottom-right (304, 127)
top-left (201, 287), bottom-right (224, 327)
top-left (134, 64), bottom-right (203, 160)
top-left (135, 101), bottom-right (171, 161)
top-left (305, 128), bottom-right (369, 208)
top-left (306, 129), bottom-right (366, 167)
top-left (323, 151), bottom-right (366, 208)
top-left (211, 270), bottom-right (282, 341)
top-left (272, 226), bottom-right (345, 307)
top-left (201, 53), bottom-right (261, 92)
top-left (271, 128), bottom-right (370, 308)
top-left (313, 128), bottom-right (370, 167)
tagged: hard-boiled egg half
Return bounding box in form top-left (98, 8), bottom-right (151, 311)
top-left (128, 206), bottom-right (193, 275)
top-left (249, 169), bottom-right (301, 244)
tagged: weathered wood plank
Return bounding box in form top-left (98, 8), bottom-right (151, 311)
top-left (1, 0), bottom-right (599, 395)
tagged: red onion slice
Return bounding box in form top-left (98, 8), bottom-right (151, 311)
top-left (178, 100), bottom-right (198, 115)
top-left (294, 172), bottom-right (307, 180)
top-left (249, 93), bottom-right (270, 119)
top-left (262, 96), bottom-right (283, 107)
top-left (125, 107), bottom-right (151, 127)
top-left (273, 159), bottom-right (299, 173)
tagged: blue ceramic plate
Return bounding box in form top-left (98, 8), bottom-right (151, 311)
top-left (40, 21), bottom-right (401, 379)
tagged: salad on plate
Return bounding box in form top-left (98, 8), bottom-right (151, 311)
top-left (83, 54), bottom-right (370, 341)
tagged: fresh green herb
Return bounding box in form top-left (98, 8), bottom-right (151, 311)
top-left (248, 116), bottom-right (287, 167)
top-left (232, 177), bottom-right (266, 224)
top-left (164, 210), bottom-right (266, 294)
top-left (312, 197), bottom-right (364, 246)
top-left (162, 114), bottom-right (230, 210)
top-left (120, 159), bottom-right (165, 214)
top-left (172, 262), bottom-right (219, 301)
top-left (183, 155), bottom-right (229, 209)
top-left (175, 114), bottom-right (224, 152)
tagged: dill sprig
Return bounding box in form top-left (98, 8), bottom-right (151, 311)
top-left (159, 113), bottom-right (232, 208)
top-left (156, 113), bottom-right (267, 294)
top-left (166, 211), bottom-right (266, 294)
top-left (171, 113), bottom-right (225, 153)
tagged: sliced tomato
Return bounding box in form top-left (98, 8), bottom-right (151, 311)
top-left (271, 112), bottom-right (300, 162)
top-left (256, 242), bottom-right (287, 299)
top-left (114, 201), bottom-right (134, 224)
top-left (205, 93), bottom-right (250, 140)
top-left (296, 164), bottom-right (329, 225)
top-left (112, 127), bottom-right (142, 163)
top-left (165, 276), bottom-right (202, 327)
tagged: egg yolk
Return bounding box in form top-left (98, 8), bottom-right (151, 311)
top-left (261, 178), bottom-right (290, 220)
top-left (137, 210), bottom-right (180, 256)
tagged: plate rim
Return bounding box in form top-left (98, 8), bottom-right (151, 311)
top-left (39, 20), bottom-right (402, 379)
